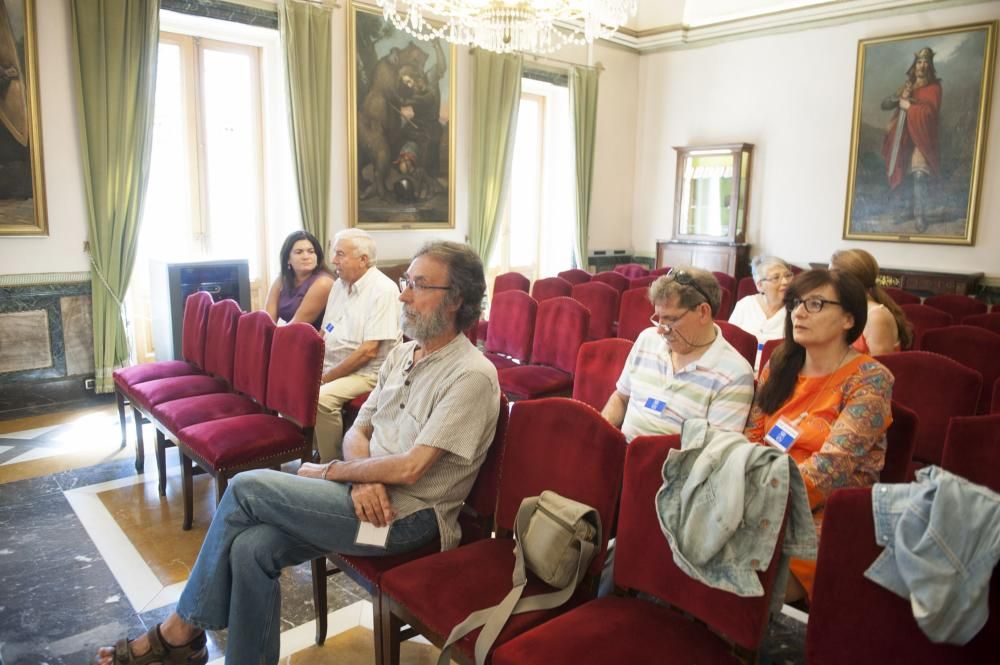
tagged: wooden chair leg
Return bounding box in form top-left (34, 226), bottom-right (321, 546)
top-left (181, 451), bottom-right (194, 531)
top-left (131, 405), bottom-right (145, 474)
top-left (215, 474), bottom-right (228, 505)
top-left (373, 591), bottom-right (385, 665)
top-left (115, 389), bottom-right (128, 450)
top-left (155, 430), bottom-right (168, 497)
top-left (311, 557), bottom-right (328, 646)
top-left (381, 603), bottom-right (403, 665)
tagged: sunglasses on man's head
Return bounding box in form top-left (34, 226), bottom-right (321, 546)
top-left (666, 268), bottom-right (714, 310)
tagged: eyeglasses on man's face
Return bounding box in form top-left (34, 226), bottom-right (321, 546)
top-left (649, 309), bottom-right (692, 330)
top-left (666, 268), bottom-right (713, 309)
top-left (786, 297), bottom-right (843, 313)
top-left (399, 275), bottom-right (451, 294)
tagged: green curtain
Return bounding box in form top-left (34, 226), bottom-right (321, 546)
top-left (468, 50), bottom-right (522, 260)
top-left (70, 1), bottom-right (159, 393)
top-left (280, 0), bottom-right (332, 252)
top-left (570, 66), bottom-right (599, 269)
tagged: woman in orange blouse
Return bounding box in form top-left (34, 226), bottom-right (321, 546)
top-left (745, 269), bottom-right (894, 604)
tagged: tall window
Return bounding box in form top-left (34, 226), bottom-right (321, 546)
top-left (488, 75), bottom-right (576, 287)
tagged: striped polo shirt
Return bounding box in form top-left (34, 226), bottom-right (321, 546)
top-left (354, 333), bottom-right (500, 551)
top-left (616, 325), bottom-right (754, 442)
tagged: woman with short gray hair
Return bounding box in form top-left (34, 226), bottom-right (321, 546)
top-left (729, 256), bottom-right (793, 369)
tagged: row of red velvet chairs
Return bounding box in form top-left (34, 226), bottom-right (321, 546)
top-left (113, 292), bottom-right (324, 529)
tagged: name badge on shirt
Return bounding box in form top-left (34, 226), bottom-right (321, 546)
top-left (325, 322), bottom-right (334, 333)
top-left (764, 417), bottom-right (799, 452)
top-left (643, 397), bottom-right (667, 415)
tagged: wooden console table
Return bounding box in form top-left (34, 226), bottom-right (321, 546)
top-left (657, 240), bottom-right (751, 279)
top-left (808, 264), bottom-right (983, 297)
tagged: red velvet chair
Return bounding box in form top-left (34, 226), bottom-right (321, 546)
top-left (379, 398), bottom-right (627, 665)
top-left (716, 285), bottom-right (735, 320)
top-left (174, 322), bottom-right (324, 529)
top-left (484, 290), bottom-right (537, 370)
top-left (921, 325), bottom-right (1000, 414)
top-left (994, 303), bottom-right (1000, 313)
top-left (494, 271), bottom-right (530, 294)
top-left (884, 286), bottom-right (921, 305)
top-left (942, 414), bottom-right (1000, 492)
top-left (613, 262), bottom-right (649, 279)
top-left (147, 311), bottom-right (275, 496)
top-left (617, 287), bottom-right (654, 342)
top-left (962, 312), bottom-right (1000, 336)
top-left (311, 396), bottom-right (510, 662)
top-left (876, 351), bottom-right (981, 466)
top-left (556, 268), bottom-right (591, 285)
top-left (899, 304), bottom-right (953, 349)
top-left (113, 291), bottom-right (213, 471)
top-left (571, 281), bottom-right (619, 340)
top-left (590, 270), bottom-right (629, 295)
top-left (627, 274), bottom-right (656, 290)
top-left (494, 434), bottom-right (788, 665)
top-left (571, 338), bottom-right (633, 411)
top-left (716, 320), bottom-right (757, 369)
top-left (789, 264), bottom-right (804, 274)
top-left (806, 488), bottom-right (1000, 664)
top-left (498, 297), bottom-right (589, 400)
top-left (650, 266), bottom-right (671, 277)
top-left (127, 299), bottom-right (241, 475)
top-left (759, 338), bottom-right (783, 371)
top-left (736, 276), bottom-right (757, 301)
top-left (923, 293), bottom-right (987, 320)
top-left (881, 401), bottom-right (918, 483)
top-left (993, 377), bottom-right (1000, 414)
top-left (530, 276), bottom-right (572, 302)
top-left (712, 271), bottom-right (737, 297)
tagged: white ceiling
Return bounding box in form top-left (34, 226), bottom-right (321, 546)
top-left (627, 0), bottom-right (840, 31)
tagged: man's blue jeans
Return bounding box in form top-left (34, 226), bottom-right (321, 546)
top-left (175, 469), bottom-right (438, 664)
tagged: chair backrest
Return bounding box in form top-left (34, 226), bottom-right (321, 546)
top-left (899, 304), bottom-right (953, 349)
top-left (924, 293), bottom-right (987, 320)
top-left (649, 266), bottom-right (671, 277)
top-left (962, 312), bottom-right (1000, 336)
top-left (921, 325), bottom-right (1000, 414)
top-left (942, 414), bottom-right (1000, 493)
top-left (556, 268), bottom-right (591, 285)
top-left (571, 281), bottom-right (620, 340)
top-left (716, 286), bottom-right (735, 320)
top-left (495, 398), bottom-right (626, 577)
top-left (617, 287), bottom-right (654, 342)
top-left (232, 311), bottom-right (276, 404)
top-left (736, 276), bottom-right (757, 301)
top-left (613, 263), bottom-right (649, 279)
top-left (572, 338), bottom-right (633, 411)
top-left (712, 271), bottom-right (737, 295)
top-left (994, 303), bottom-right (1000, 314)
top-left (628, 275), bottom-right (656, 290)
top-left (202, 299), bottom-right (242, 385)
top-left (618, 435), bottom-right (788, 651)
top-left (807, 488), bottom-right (1000, 664)
top-left (266, 323), bottom-right (325, 427)
top-left (759, 338), bottom-right (783, 371)
top-left (994, 376), bottom-right (1000, 414)
top-left (530, 297), bottom-right (589, 375)
top-left (885, 286), bottom-right (921, 305)
top-left (462, 394), bottom-right (511, 540)
top-left (875, 351), bottom-right (982, 465)
top-left (789, 264), bottom-right (804, 274)
top-left (530, 276), bottom-right (573, 302)
top-left (591, 270), bottom-right (630, 294)
top-left (715, 320), bottom-right (758, 368)
top-left (494, 271), bottom-right (530, 294)
top-left (180, 291), bottom-right (214, 368)
top-left (881, 400), bottom-right (918, 483)
top-left (484, 290), bottom-right (537, 363)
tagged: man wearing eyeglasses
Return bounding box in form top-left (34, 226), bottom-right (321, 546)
top-left (601, 267), bottom-right (755, 441)
top-left (315, 228), bottom-right (402, 462)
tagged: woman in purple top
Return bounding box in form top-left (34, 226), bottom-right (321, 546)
top-left (265, 231), bottom-right (334, 330)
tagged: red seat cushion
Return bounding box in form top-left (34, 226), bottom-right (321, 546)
top-left (486, 352), bottom-right (520, 371)
top-left (499, 365), bottom-right (572, 398)
top-left (129, 375), bottom-right (229, 410)
top-left (114, 361), bottom-right (197, 391)
top-left (493, 596), bottom-right (743, 665)
top-left (382, 538), bottom-right (589, 660)
top-left (177, 414), bottom-right (306, 469)
top-left (151, 392), bottom-right (263, 435)
top-left (333, 539), bottom-right (442, 593)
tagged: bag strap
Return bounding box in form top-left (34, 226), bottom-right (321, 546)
top-left (435, 498), bottom-right (599, 665)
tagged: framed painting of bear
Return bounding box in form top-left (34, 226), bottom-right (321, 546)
top-left (348, 2), bottom-right (456, 230)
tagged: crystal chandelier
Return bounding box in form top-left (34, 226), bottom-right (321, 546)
top-left (375, 1), bottom-right (637, 54)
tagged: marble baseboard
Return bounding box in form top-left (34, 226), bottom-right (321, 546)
top-left (0, 379), bottom-right (110, 421)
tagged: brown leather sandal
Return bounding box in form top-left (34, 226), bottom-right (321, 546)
top-left (110, 624), bottom-right (208, 665)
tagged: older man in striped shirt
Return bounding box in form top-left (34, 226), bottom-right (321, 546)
top-left (602, 267), bottom-right (754, 441)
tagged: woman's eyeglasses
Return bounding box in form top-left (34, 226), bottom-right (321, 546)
top-left (786, 297), bottom-right (843, 313)
top-left (761, 272), bottom-right (795, 284)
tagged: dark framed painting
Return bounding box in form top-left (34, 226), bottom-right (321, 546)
top-left (0, 0), bottom-right (46, 236)
top-left (347, 2), bottom-right (455, 230)
top-left (843, 21), bottom-right (996, 245)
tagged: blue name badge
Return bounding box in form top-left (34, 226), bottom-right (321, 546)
top-left (643, 397), bottom-right (667, 415)
top-left (325, 322), bottom-right (334, 333)
top-left (764, 417), bottom-right (799, 452)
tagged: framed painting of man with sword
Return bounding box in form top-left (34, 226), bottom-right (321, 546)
top-left (843, 21), bottom-right (996, 245)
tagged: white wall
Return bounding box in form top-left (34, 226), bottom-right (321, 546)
top-left (631, 2), bottom-right (1000, 277)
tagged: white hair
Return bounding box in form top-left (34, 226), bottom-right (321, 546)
top-left (334, 229), bottom-right (376, 263)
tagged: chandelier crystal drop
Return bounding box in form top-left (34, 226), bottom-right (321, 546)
top-left (376, 1), bottom-right (637, 54)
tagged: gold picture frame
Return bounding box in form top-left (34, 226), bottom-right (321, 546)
top-left (843, 21), bottom-right (996, 245)
top-left (347, 2), bottom-right (456, 230)
top-left (0, 0), bottom-right (46, 236)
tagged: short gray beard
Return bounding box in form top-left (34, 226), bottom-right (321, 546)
top-left (401, 304), bottom-right (451, 343)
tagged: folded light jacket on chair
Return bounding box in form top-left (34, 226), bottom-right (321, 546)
top-left (655, 419), bottom-right (816, 610)
top-left (865, 465), bottom-right (1000, 645)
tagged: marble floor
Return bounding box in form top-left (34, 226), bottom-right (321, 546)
top-left (0, 404), bottom-right (807, 664)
